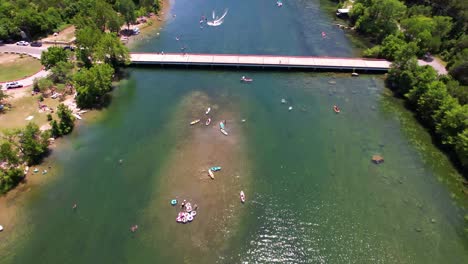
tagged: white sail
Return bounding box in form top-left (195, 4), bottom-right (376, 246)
top-left (217, 9), bottom-right (228, 21)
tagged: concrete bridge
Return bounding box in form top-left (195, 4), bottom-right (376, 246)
top-left (130, 53), bottom-right (392, 72)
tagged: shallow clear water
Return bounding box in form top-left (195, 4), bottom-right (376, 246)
top-left (1, 0), bottom-right (467, 263)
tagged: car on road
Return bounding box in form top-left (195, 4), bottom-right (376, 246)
top-left (16, 41), bottom-right (29, 46)
top-left (5, 82), bottom-right (23, 89)
top-left (30, 41), bottom-right (42, 47)
top-left (63, 45), bottom-right (76, 51)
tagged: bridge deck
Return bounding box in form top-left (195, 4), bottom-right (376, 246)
top-left (129, 53), bottom-right (391, 72)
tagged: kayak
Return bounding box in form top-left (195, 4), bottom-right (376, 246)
top-left (333, 105), bottom-right (341, 113)
top-left (210, 166), bottom-right (221, 172)
top-left (219, 121), bottom-right (225, 130)
top-left (205, 118), bottom-right (211, 126)
top-left (241, 76), bottom-right (253, 82)
top-left (190, 119), bottom-right (201, 125)
top-left (240, 191), bottom-right (246, 203)
top-left (220, 129), bottom-right (228, 136)
top-left (208, 169), bottom-right (215, 179)
top-left (206, 107), bottom-right (211, 115)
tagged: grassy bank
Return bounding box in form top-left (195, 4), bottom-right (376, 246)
top-left (0, 54), bottom-right (42, 82)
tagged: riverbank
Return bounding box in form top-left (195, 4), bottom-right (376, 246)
top-left (332, 0), bottom-right (467, 175)
top-left (0, 0), bottom-right (173, 235)
top-left (124, 0), bottom-right (171, 49)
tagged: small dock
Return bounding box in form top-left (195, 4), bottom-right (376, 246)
top-left (129, 53), bottom-right (391, 72)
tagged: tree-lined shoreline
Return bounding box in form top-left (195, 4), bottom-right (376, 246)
top-left (0, 0), bottom-right (162, 194)
top-left (335, 0), bottom-right (467, 174)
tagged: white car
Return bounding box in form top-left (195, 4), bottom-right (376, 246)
top-left (16, 41), bottom-right (29, 46)
top-left (6, 82), bottom-right (23, 89)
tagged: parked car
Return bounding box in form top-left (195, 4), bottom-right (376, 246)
top-left (63, 45), bottom-right (75, 51)
top-left (16, 41), bottom-right (29, 46)
top-left (5, 82), bottom-right (23, 89)
top-left (30, 41), bottom-right (42, 47)
top-left (422, 53), bottom-right (434, 62)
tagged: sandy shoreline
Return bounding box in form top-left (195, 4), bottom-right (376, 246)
top-left (124, 0), bottom-right (171, 49)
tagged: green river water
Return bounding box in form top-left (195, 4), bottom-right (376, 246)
top-left (1, 0), bottom-right (467, 263)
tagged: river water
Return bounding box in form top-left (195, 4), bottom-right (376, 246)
top-left (1, 0), bottom-right (467, 263)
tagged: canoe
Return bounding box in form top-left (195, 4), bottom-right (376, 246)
top-left (219, 121), bottom-right (225, 130)
top-left (210, 166), bottom-right (221, 171)
top-left (333, 105), bottom-right (341, 113)
top-left (208, 169), bottom-right (215, 179)
top-left (240, 191), bottom-right (245, 203)
top-left (190, 119), bottom-right (201, 125)
top-left (205, 107), bottom-right (211, 115)
top-left (205, 118), bottom-right (211, 126)
top-left (220, 129), bottom-right (228, 136)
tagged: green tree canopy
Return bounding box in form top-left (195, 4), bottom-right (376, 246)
top-left (57, 103), bottom-right (75, 135)
top-left (50, 61), bottom-right (74, 84)
top-left (41, 47), bottom-right (69, 69)
top-left (74, 63), bottom-right (114, 108)
top-left (0, 142), bottom-right (20, 166)
top-left (18, 122), bottom-right (49, 165)
top-left (116, 0), bottom-right (136, 29)
top-left (95, 33), bottom-right (130, 67)
top-left (354, 0), bottom-right (407, 41)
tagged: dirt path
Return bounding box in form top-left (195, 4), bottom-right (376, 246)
top-left (418, 58), bottom-right (448, 75)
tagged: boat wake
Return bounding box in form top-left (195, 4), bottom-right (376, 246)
top-left (207, 9), bottom-right (228, 27)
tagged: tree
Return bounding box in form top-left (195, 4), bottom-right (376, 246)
top-left (41, 47), bottom-right (69, 69)
top-left (455, 129), bottom-right (468, 169)
top-left (405, 66), bottom-right (438, 106)
top-left (50, 119), bottom-right (61, 138)
top-left (380, 34), bottom-right (407, 60)
top-left (0, 167), bottom-right (24, 194)
top-left (74, 63), bottom-right (114, 108)
top-left (50, 61), bottom-right (74, 83)
top-left (414, 81), bottom-right (449, 125)
top-left (93, 0), bottom-right (119, 32)
top-left (95, 33), bottom-right (130, 67)
top-left (435, 103), bottom-right (468, 145)
top-left (116, 0), bottom-right (136, 29)
top-left (18, 122), bottom-right (49, 165)
top-left (401, 15), bottom-right (453, 53)
top-left (57, 103), bottom-right (75, 135)
top-left (0, 142), bottom-right (19, 165)
top-left (354, 0), bottom-right (407, 41)
top-left (33, 77), bottom-right (54, 93)
top-left (0, 88), bottom-right (10, 102)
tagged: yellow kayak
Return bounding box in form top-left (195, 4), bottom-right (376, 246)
top-left (190, 119), bottom-right (201, 125)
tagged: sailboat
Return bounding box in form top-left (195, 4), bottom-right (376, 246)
top-left (207, 9), bottom-right (228, 27)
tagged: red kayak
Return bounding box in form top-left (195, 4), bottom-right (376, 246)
top-left (240, 76), bottom-right (253, 82)
top-left (333, 105), bottom-right (341, 113)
